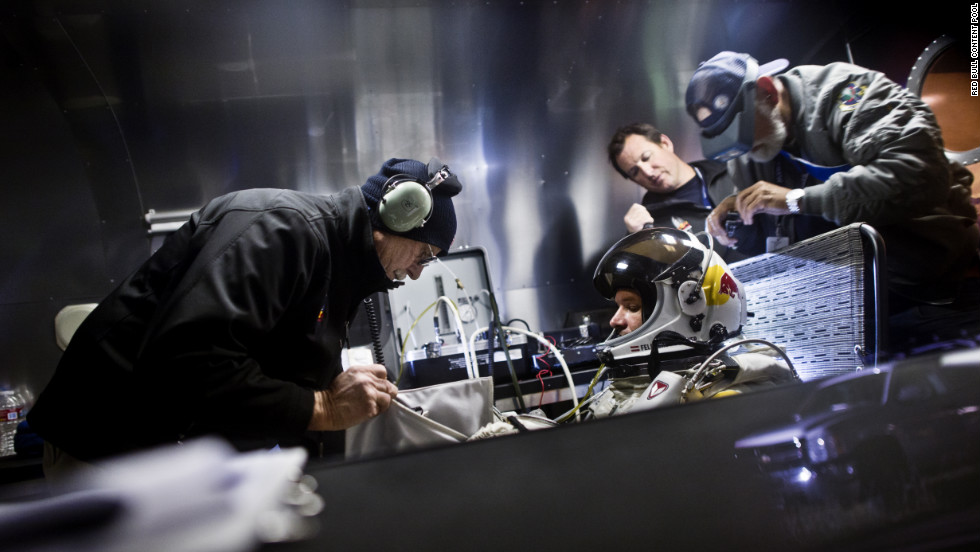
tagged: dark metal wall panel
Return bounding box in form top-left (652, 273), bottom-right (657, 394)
top-left (0, 37), bottom-right (116, 392)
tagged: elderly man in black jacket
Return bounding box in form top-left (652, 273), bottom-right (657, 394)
top-left (30, 157), bottom-right (462, 476)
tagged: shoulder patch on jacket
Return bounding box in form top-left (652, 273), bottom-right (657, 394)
top-left (671, 216), bottom-right (692, 231)
top-left (837, 82), bottom-right (867, 112)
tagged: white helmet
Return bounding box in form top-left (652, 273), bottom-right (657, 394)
top-left (592, 227), bottom-right (747, 365)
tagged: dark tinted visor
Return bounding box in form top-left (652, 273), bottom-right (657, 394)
top-left (593, 228), bottom-right (703, 298)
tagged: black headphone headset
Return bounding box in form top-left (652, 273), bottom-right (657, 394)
top-left (378, 164), bottom-right (452, 233)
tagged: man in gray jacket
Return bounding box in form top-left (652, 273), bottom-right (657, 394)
top-left (684, 51), bottom-right (979, 346)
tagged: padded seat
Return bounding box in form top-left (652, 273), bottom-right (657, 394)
top-left (54, 303), bottom-right (98, 351)
top-left (730, 224), bottom-right (886, 381)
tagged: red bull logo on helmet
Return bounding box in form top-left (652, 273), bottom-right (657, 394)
top-left (647, 379), bottom-right (670, 399)
top-left (719, 272), bottom-right (739, 298)
top-left (703, 264), bottom-right (739, 306)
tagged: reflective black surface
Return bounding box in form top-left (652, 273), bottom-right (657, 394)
top-left (735, 352), bottom-right (980, 548)
top-left (283, 350), bottom-right (979, 551)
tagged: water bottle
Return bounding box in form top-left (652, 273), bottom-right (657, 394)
top-left (0, 389), bottom-right (22, 457)
top-left (14, 384), bottom-right (33, 419)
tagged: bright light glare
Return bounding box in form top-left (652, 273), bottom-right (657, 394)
top-left (796, 467), bottom-right (812, 483)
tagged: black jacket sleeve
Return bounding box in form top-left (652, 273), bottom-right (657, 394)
top-left (137, 205), bottom-right (323, 447)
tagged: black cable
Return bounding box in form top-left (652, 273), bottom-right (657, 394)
top-left (488, 293), bottom-right (526, 412)
top-left (646, 331), bottom-right (722, 379)
top-left (506, 318), bottom-right (532, 331)
top-left (363, 296), bottom-right (386, 368)
top-left (506, 415), bottom-right (529, 433)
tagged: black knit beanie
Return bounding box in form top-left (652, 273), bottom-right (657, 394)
top-left (360, 157), bottom-right (462, 255)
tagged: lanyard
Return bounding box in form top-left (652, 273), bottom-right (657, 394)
top-left (693, 167), bottom-right (711, 208)
top-left (779, 150), bottom-right (851, 182)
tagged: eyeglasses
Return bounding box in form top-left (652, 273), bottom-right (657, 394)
top-left (417, 244), bottom-right (438, 266)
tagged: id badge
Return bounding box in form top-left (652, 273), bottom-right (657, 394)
top-left (766, 236), bottom-right (790, 252)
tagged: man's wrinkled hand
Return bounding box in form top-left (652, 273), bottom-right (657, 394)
top-left (734, 181), bottom-right (792, 223)
top-left (308, 364), bottom-right (398, 431)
